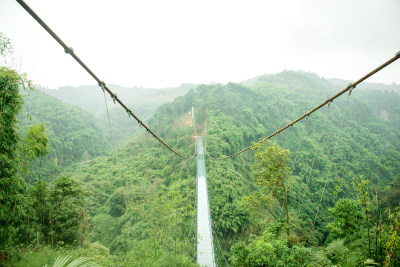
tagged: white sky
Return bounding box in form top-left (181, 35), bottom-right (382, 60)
top-left (0, 0), bottom-right (399, 89)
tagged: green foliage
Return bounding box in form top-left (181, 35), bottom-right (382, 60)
top-left (325, 239), bottom-right (348, 264)
top-left (45, 255), bottom-right (99, 267)
top-left (251, 141), bottom-right (292, 237)
top-left (50, 177), bottom-right (90, 246)
top-left (19, 123), bottom-right (49, 174)
top-left (384, 208), bottom-right (400, 266)
top-left (0, 32), bottom-right (13, 61)
top-left (327, 198), bottom-right (361, 242)
top-left (0, 65), bottom-right (32, 251)
top-left (2, 53), bottom-right (400, 267)
top-left (63, 111), bottom-right (197, 263)
top-left (230, 226), bottom-right (313, 266)
top-left (14, 89), bottom-right (110, 186)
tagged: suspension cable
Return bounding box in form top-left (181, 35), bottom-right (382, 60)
top-left (307, 89), bottom-right (352, 243)
top-left (212, 226), bottom-right (230, 266)
top-left (290, 115), bottom-right (310, 172)
top-left (283, 121), bottom-right (292, 148)
top-left (298, 104), bottom-right (331, 215)
top-left (102, 88), bottom-right (117, 163)
top-left (205, 52), bottom-right (400, 160)
top-left (16, 0), bottom-right (190, 158)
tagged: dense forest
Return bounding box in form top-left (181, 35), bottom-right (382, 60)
top-left (1, 33), bottom-right (400, 266)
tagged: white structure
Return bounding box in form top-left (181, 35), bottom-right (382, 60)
top-left (196, 137), bottom-right (216, 266)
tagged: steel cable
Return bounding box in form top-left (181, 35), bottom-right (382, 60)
top-left (102, 89), bottom-right (117, 163)
top-left (298, 104), bottom-right (331, 216)
top-left (283, 122), bottom-right (292, 148)
top-left (290, 115), bottom-right (310, 172)
top-left (204, 52), bottom-right (399, 160)
top-left (307, 91), bottom-right (351, 244)
top-left (212, 226), bottom-right (230, 266)
top-left (16, 0), bottom-right (191, 158)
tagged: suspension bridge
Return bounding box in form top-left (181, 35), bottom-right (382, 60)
top-left (14, 0), bottom-right (400, 265)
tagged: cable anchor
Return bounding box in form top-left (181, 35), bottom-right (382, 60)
top-left (64, 47), bottom-right (74, 54)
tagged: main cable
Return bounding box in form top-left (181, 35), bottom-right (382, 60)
top-left (205, 52), bottom-right (400, 160)
top-left (16, 0), bottom-right (190, 158)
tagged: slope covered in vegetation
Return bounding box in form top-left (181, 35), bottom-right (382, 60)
top-left (17, 90), bottom-right (108, 183)
top-left (4, 68), bottom-right (400, 266)
top-left (54, 71), bottom-right (400, 265)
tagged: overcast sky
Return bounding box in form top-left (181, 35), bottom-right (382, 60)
top-left (0, 0), bottom-right (399, 89)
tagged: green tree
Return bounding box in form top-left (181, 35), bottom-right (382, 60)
top-left (30, 179), bottom-right (51, 244)
top-left (0, 34), bottom-right (33, 249)
top-left (252, 141), bottom-right (292, 237)
top-left (353, 176), bottom-right (372, 258)
top-left (50, 176), bottom-right (89, 246)
top-left (19, 122), bottom-right (49, 173)
top-left (384, 208), bottom-right (400, 267)
top-left (327, 198), bottom-right (361, 243)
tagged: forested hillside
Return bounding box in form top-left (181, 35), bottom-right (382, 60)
top-left (3, 65), bottom-right (400, 265)
top-left (17, 90), bottom-right (107, 183)
top-left (38, 84), bottom-right (197, 145)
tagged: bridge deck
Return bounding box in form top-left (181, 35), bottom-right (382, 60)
top-left (196, 137), bottom-right (215, 266)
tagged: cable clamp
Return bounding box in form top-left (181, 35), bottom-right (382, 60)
top-left (305, 113), bottom-right (310, 119)
top-left (327, 99), bottom-right (333, 108)
top-left (396, 51), bottom-right (400, 58)
top-left (348, 83), bottom-right (355, 95)
top-left (98, 81), bottom-right (106, 92)
top-left (126, 109), bottom-right (131, 117)
top-left (64, 47), bottom-right (74, 54)
top-left (111, 94), bottom-right (117, 104)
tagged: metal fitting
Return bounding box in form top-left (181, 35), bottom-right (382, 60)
top-left (98, 81), bottom-right (106, 92)
top-left (348, 83), bottom-right (355, 95)
top-left (64, 47), bottom-right (74, 54)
